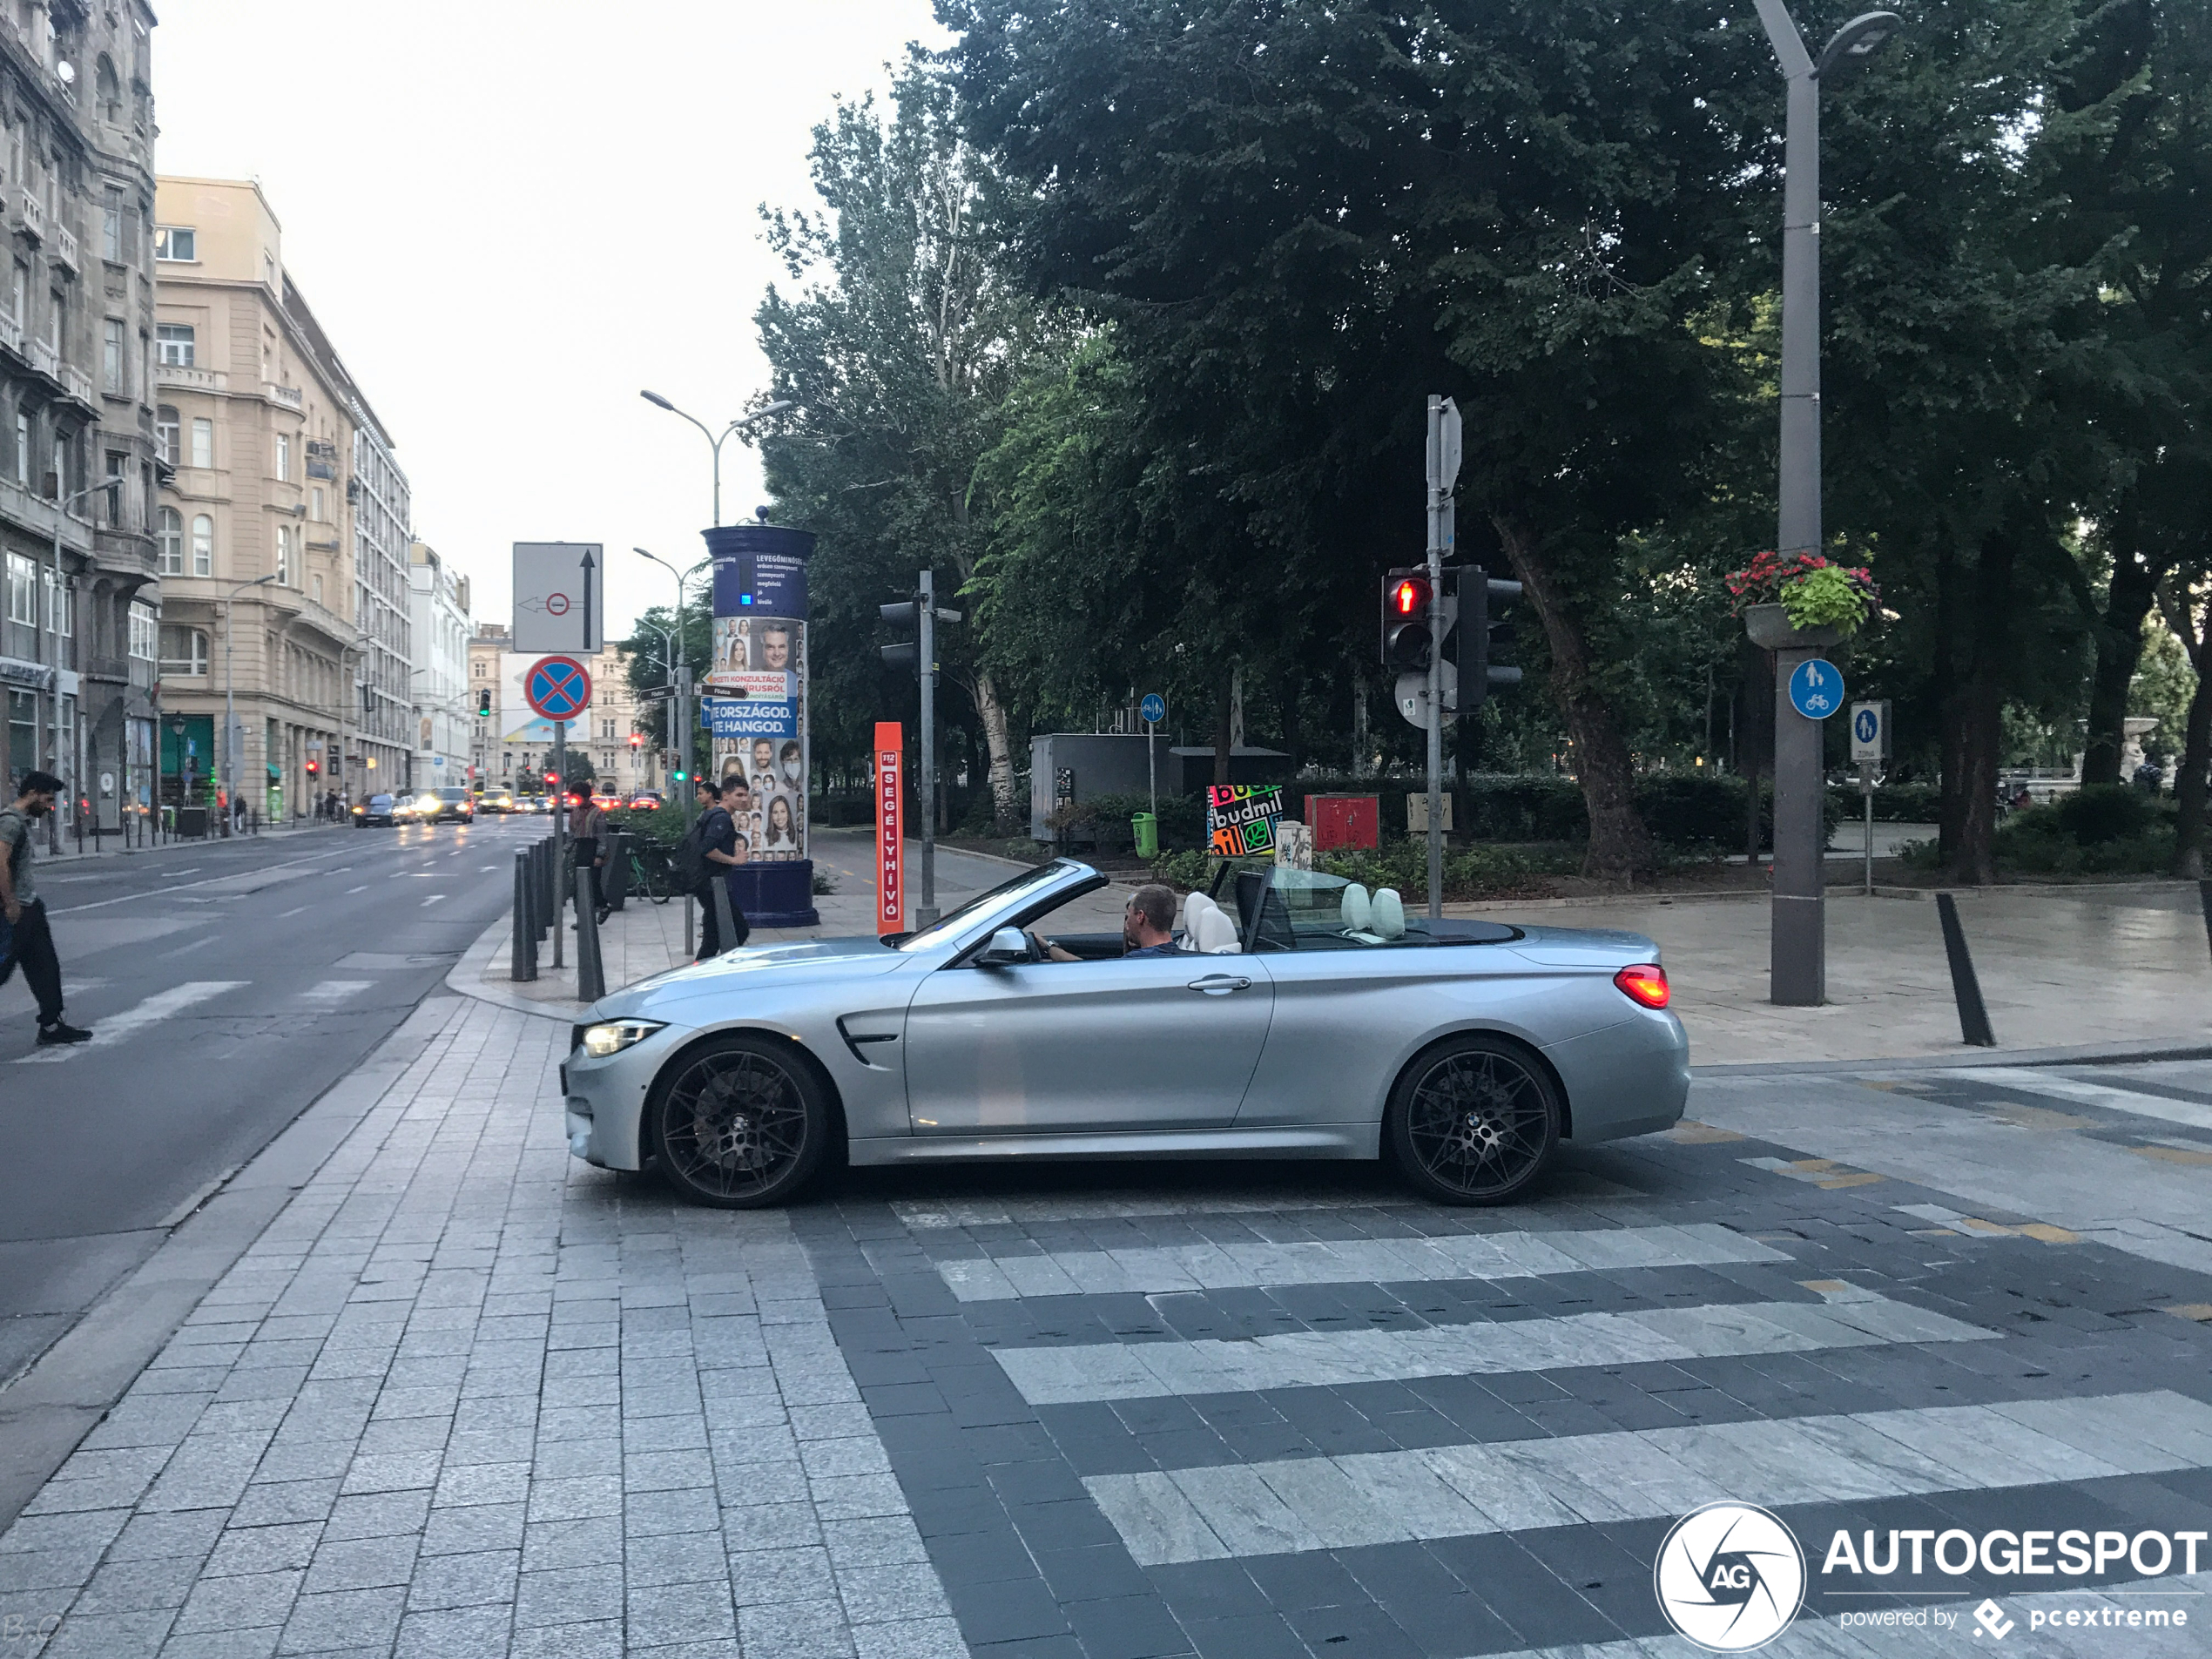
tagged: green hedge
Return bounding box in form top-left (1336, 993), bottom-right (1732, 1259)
top-left (1827, 782), bottom-right (1942, 823)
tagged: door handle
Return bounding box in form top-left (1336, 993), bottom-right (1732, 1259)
top-left (1187, 974), bottom-right (1252, 994)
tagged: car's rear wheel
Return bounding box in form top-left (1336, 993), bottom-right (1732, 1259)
top-left (648, 1035), bottom-right (831, 1208)
top-left (1386, 1034), bottom-right (1561, 1206)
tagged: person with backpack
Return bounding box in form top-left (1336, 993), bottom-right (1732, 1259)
top-left (0, 771), bottom-right (91, 1046)
top-left (679, 774), bottom-right (748, 959)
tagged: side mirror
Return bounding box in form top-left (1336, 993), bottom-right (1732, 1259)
top-left (974, 927), bottom-right (1031, 968)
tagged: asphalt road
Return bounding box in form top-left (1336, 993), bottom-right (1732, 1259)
top-left (0, 813), bottom-right (535, 1389)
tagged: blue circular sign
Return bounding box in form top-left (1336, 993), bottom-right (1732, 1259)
top-left (525, 655), bottom-right (592, 722)
top-left (1853, 706), bottom-right (1879, 745)
top-left (1140, 693), bottom-right (1166, 725)
top-left (1788, 658), bottom-right (1844, 720)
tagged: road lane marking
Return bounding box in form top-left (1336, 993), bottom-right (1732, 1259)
top-left (299, 980), bottom-right (374, 1003)
top-left (346, 885), bottom-right (368, 894)
top-left (992, 1291), bottom-right (1995, 1406)
top-left (16, 981), bottom-right (247, 1064)
top-left (52, 853), bottom-right (346, 915)
top-left (421, 894), bottom-right (447, 907)
top-left (274, 907), bottom-right (307, 919)
top-left (1952, 1067), bottom-right (2212, 1132)
top-left (1085, 1389), bottom-right (2212, 1566)
top-left (934, 1223), bottom-right (1788, 1302)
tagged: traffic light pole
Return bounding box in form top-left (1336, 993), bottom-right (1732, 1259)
top-left (917, 571), bottom-right (939, 929)
top-left (1423, 397), bottom-right (1460, 922)
top-left (677, 663), bottom-right (694, 956)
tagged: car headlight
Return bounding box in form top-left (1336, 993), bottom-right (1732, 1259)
top-left (578, 1020), bottom-right (665, 1058)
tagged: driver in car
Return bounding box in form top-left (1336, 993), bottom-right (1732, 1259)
top-left (1034, 883), bottom-right (1183, 962)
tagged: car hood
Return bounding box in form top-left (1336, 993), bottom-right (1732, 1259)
top-left (1507, 923), bottom-right (1661, 966)
top-left (590, 934), bottom-right (903, 1020)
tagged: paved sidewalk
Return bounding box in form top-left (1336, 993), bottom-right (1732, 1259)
top-left (0, 995), bottom-right (968, 1659)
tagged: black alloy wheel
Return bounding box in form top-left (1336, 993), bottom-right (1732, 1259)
top-left (1386, 1035), bottom-right (1561, 1205)
top-left (649, 1035), bottom-right (832, 1208)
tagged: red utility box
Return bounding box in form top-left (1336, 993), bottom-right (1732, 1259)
top-left (1307, 793), bottom-right (1380, 852)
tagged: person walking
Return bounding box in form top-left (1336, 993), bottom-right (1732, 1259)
top-left (570, 790), bottom-right (610, 926)
top-left (0, 772), bottom-right (91, 1046)
top-left (686, 775), bottom-right (748, 960)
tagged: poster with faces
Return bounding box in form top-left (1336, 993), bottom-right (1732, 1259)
top-left (709, 619), bottom-right (806, 861)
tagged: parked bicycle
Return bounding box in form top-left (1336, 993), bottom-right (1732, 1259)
top-left (624, 838), bottom-right (678, 905)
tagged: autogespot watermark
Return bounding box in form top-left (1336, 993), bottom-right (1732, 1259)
top-left (1656, 1509), bottom-right (2205, 1650)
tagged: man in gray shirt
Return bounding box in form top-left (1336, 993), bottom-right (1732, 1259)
top-left (0, 771), bottom-right (90, 1045)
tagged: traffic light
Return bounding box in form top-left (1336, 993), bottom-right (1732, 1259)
top-left (880, 598), bottom-right (924, 676)
top-left (1462, 565), bottom-right (1525, 714)
top-left (544, 771), bottom-right (558, 786)
top-left (306, 759), bottom-right (319, 776)
top-left (476, 688), bottom-right (491, 717)
top-left (629, 732), bottom-right (642, 750)
top-left (1381, 570), bottom-right (1433, 672)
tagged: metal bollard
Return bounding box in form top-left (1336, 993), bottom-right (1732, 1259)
top-left (604, 832), bottom-right (629, 913)
top-left (574, 866), bottom-right (606, 1001)
top-left (1935, 892), bottom-right (1996, 1048)
top-left (2199, 880), bottom-right (2212, 968)
top-left (512, 852), bottom-right (538, 981)
top-left (711, 877), bottom-right (741, 958)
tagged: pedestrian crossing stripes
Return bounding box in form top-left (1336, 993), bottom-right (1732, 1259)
top-left (1953, 1066), bottom-right (2212, 1133)
top-left (298, 980), bottom-right (373, 1003)
top-left (1083, 1390), bottom-right (2212, 1566)
top-left (991, 1286), bottom-right (1995, 1406)
top-left (14, 981), bottom-right (245, 1064)
top-left (934, 1221), bottom-right (1785, 1301)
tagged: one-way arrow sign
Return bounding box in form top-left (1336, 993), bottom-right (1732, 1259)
top-left (512, 542), bottom-right (604, 654)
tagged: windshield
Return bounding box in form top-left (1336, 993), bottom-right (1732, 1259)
top-left (893, 860), bottom-right (1083, 954)
top-left (439, 789), bottom-right (467, 802)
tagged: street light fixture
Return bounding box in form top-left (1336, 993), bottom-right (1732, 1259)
top-left (1752, 1), bottom-right (1902, 1008)
top-left (637, 391), bottom-right (794, 527)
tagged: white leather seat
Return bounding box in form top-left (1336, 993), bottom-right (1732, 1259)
top-left (1339, 883), bottom-right (1372, 934)
top-left (1370, 887), bottom-right (1406, 941)
top-left (1192, 902), bottom-right (1242, 954)
top-left (1179, 891), bottom-right (1217, 950)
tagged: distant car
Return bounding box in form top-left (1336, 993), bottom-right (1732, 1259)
top-left (561, 860), bottom-right (1690, 1210)
top-left (416, 787), bottom-right (475, 825)
top-left (476, 792), bottom-right (515, 815)
top-left (628, 792), bottom-right (663, 812)
top-left (353, 792), bottom-right (396, 828)
top-left (590, 792), bottom-right (621, 812)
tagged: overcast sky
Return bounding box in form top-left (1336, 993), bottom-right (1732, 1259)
top-left (155, 0), bottom-right (948, 642)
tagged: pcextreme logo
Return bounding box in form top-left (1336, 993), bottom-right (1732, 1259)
top-left (1654, 1503), bottom-right (1808, 1652)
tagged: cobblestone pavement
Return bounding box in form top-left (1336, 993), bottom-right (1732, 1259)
top-left (4, 997), bottom-right (2212, 1656)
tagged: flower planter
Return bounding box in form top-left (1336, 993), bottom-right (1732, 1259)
top-left (1743, 603), bottom-right (1844, 652)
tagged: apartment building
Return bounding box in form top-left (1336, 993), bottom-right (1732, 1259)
top-left (469, 621), bottom-right (654, 798)
top-left (0, 2), bottom-right (163, 831)
top-left (153, 176), bottom-right (414, 817)
top-left (407, 540), bottom-right (469, 788)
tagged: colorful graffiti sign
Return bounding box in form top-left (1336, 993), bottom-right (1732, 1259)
top-left (1207, 785), bottom-right (1285, 857)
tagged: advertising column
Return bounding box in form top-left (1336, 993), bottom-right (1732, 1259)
top-left (700, 523), bottom-right (819, 927)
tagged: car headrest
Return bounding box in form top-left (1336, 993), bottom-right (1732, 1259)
top-left (1340, 883), bottom-right (1372, 933)
top-left (1192, 904), bottom-right (1242, 954)
top-left (1180, 891), bottom-right (1217, 948)
top-left (1370, 887), bottom-right (1406, 941)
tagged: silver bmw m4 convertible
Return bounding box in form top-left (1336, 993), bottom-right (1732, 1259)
top-left (560, 859), bottom-right (1689, 1209)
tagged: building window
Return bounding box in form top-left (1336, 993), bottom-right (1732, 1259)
top-left (96, 56), bottom-right (121, 125)
top-left (158, 625), bottom-right (208, 676)
top-left (9, 260), bottom-right (22, 325)
top-left (191, 417), bottom-right (212, 469)
top-left (155, 403), bottom-right (178, 463)
top-left (101, 192), bottom-right (120, 262)
top-left (275, 523), bottom-right (292, 585)
top-left (104, 449), bottom-right (125, 523)
top-left (153, 226), bottom-right (194, 262)
top-left (191, 512), bottom-right (212, 577)
top-left (43, 570), bottom-right (70, 636)
top-left (4, 552), bottom-right (31, 624)
top-left (155, 323), bottom-right (193, 367)
top-left (129, 601), bottom-right (157, 662)
top-left (102, 316), bottom-right (124, 390)
top-left (157, 505), bottom-right (181, 574)
top-left (309, 485), bottom-right (324, 520)
top-left (45, 290), bottom-right (59, 351)
top-left (274, 432), bottom-right (290, 482)
top-left (312, 573), bottom-right (323, 605)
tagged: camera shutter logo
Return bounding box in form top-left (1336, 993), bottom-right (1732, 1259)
top-left (1654, 1502), bottom-right (1806, 1651)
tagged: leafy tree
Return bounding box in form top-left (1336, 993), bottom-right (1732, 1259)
top-left (754, 57), bottom-right (1049, 828)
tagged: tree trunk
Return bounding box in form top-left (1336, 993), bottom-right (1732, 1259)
top-left (1212, 675), bottom-right (1235, 787)
top-left (2081, 501), bottom-right (2161, 786)
top-left (2163, 582), bottom-right (2211, 880)
top-left (1952, 529), bottom-right (2018, 885)
top-left (1494, 516), bottom-right (1656, 878)
top-left (1934, 538), bottom-right (1967, 860)
top-left (966, 669), bottom-right (1019, 832)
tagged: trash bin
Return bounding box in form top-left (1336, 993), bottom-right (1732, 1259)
top-left (1131, 813), bottom-right (1158, 859)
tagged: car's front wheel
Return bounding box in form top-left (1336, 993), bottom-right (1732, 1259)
top-left (647, 1035), bottom-right (833, 1208)
top-left (1386, 1034), bottom-right (1561, 1206)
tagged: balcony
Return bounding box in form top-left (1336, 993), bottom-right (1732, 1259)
top-left (0, 314), bottom-right (24, 362)
top-left (17, 193), bottom-right (44, 241)
top-left (28, 337), bottom-right (59, 382)
top-left (60, 365), bottom-right (95, 409)
top-left (264, 381), bottom-right (303, 411)
top-left (156, 363), bottom-right (225, 393)
top-left (52, 224), bottom-right (76, 275)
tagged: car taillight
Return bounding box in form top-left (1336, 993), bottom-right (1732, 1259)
top-left (1614, 963), bottom-right (1669, 1009)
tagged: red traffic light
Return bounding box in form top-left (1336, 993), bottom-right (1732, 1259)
top-left (305, 760), bottom-right (319, 775)
top-left (629, 732), bottom-right (642, 748)
top-left (544, 772), bottom-right (558, 785)
top-left (1391, 576), bottom-right (1431, 617)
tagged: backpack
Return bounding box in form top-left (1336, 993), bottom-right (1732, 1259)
top-left (674, 809), bottom-right (722, 891)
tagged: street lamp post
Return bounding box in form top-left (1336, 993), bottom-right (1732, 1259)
top-left (638, 393), bottom-right (793, 527)
top-left (222, 574), bottom-right (280, 836)
top-left (637, 547), bottom-right (710, 954)
top-left (1752, 2), bottom-right (1901, 1008)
